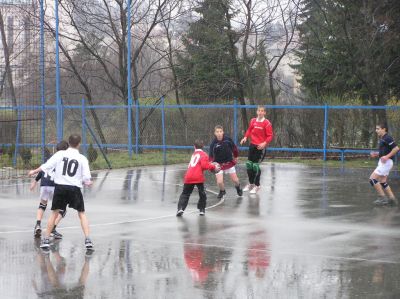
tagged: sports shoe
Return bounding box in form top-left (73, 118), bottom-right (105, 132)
top-left (236, 186), bottom-right (243, 197)
top-left (217, 190), bottom-right (226, 199)
top-left (176, 209), bottom-right (184, 217)
top-left (34, 224), bottom-right (42, 238)
top-left (40, 238), bottom-right (50, 249)
top-left (199, 209), bottom-right (205, 216)
top-left (243, 184), bottom-right (254, 192)
top-left (250, 186), bottom-right (261, 194)
top-left (85, 238), bottom-right (94, 249)
top-left (374, 197), bottom-right (395, 207)
top-left (50, 229), bottom-right (63, 239)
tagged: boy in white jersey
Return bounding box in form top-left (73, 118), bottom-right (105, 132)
top-left (28, 134), bottom-right (93, 250)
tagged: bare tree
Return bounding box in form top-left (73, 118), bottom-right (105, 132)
top-left (264, 0), bottom-right (300, 109)
top-left (0, 10), bottom-right (17, 107)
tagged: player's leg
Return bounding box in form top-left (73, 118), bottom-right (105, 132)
top-left (78, 212), bottom-right (90, 238)
top-left (380, 179), bottom-right (396, 203)
top-left (250, 149), bottom-right (263, 194)
top-left (244, 145), bottom-right (257, 192)
top-left (36, 200), bottom-right (47, 223)
top-left (244, 160), bottom-right (255, 190)
top-left (215, 172), bottom-right (226, 199)
top-left (51, 210), bottom-right (66, 240)
top-left (40, 210), bottom-right (59, 249)
top-left (78, 212), bottom-right (93, 249)
top-left (371, 159), bottom-right (394, 206)
top-left (228, 167), bottom-right (242, 196)
top-left (177, 184), bottom-right (195, 216)
top-left (370, 172), bottom-right (385, 197)
top-left (69, 186), bottom-right (93, 249)
top-left (34, 198), bottom-right (48, 237)
top-left (196, 183), bottom-right (207, 215)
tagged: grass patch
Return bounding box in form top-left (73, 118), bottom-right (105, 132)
top-left (90, 150), bottom-right (189, 170)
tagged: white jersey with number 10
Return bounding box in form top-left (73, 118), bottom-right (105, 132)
top-left (41, 147), bottom-right (91, 188)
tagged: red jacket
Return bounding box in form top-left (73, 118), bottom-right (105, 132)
top-left (184, 149), bottom-right (215, 184)
top-left (245, 118), bottom-right (274, 146)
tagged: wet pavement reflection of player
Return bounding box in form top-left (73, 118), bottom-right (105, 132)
top-left (32, 240), bottom-right (92, 299)
top-left (180, 218), bottom-right (233, 287)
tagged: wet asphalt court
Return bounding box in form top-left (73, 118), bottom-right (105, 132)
top-left (1, 162), bottom-right (400, 299)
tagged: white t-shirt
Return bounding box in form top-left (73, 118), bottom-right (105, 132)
top-left (41, 148), bottom-right (91, 188)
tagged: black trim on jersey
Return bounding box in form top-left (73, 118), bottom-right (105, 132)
top-left (36, 170), bottom-right (55, 187)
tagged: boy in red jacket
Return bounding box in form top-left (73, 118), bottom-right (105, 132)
top-left (177, 139), bottom-right (220, 217)
top-left (240, 106), bottom-right (274, 194)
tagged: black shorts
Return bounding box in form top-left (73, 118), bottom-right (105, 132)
top-left (51, 184), bottom-right (85, 212)
top-left (248, 144), bottom-right (264, 163)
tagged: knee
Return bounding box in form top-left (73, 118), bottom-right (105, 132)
top-left (252, 163), bottom-right (260, 173)
top-left (38, 202), bottom-right (47, 211)
top-left (369, 178), bottom-right (379, 186)
top-left (246, 161), bottom-right (253, 170)
top-left (380, 182), bottom-right (389, 189)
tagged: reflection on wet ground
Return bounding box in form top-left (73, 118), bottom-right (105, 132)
top-left (1, 163), bottom-right (400, 298)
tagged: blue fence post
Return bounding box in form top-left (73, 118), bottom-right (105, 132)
top-left (135, 98), bottom-right (139, 154)
top-left (13, 108), bottom-right (21, 167)
top-left (161, 96), bottom-right (166, 164)
top-left (40, 0), bottom-right (45, 163)
top-left (55, 0), bottom-right (62, 142)
top-left (81, 98), bottom-right (87, 156)
top-left (233, 98), bottom-right (238, 145)
top-left (323, 104), bottom-right (329, 161)
top-left (127, 0), bottom-right (133, 158)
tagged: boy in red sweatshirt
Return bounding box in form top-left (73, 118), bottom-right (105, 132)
top-left (240, 106), bottom-right (274, 194)
top-left (177, 139), bottom-right (220, 217)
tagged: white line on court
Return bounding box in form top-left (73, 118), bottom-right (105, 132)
top-left (0, 183), bottom-right (223, 234)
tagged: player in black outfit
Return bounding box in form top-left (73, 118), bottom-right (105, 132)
top-left (209, 125), bottom-right (242, 199)
top-left (369, 122), bottom-right (399, 206)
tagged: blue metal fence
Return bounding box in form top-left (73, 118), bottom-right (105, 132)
top-left (2, 101), bottom-right (400, 167)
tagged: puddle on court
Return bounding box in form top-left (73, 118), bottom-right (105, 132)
top-left (1, 163), bottom-right (400, 298)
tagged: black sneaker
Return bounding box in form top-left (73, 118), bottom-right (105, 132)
top-left (34, 224), bottom-right (42, 238)
top-left (40, 238), bottom-right (50, 249)
top-left (236, 186), bottom-right (243, 197)
top-left (50, 229), bottom-right (63, 239)
top-left (374, 197), bottom-right (393, 206)
top-left (217, 190), bottom-right (226, 199)
top-left (176, 209), bottom-right (184, 217)
top-left (85, 238), bottom-right (94, 249)
top-left (199, 209), bottom-right (205, 216)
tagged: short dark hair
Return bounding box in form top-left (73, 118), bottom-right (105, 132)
top-left (68, 134), bottom-right (81, 147)
top-left (194, 139), bottom-right (204, 149)
top-left (377, 122), bottom-right (388, 132)
top-left (257, 105), bottom-right (266, 112)
top-left (214, 125), bottom-right (223, 131)
top-left (56, 140), bottom-right (69, 151)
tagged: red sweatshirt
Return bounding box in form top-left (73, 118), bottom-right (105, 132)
top-left (244, 118), bottom-right (274, 146)
top-left (184, 149), bottom-right (216, 184)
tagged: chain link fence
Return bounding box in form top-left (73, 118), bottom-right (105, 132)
top-left (2, 97), bottom-right (400, 178)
